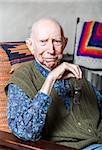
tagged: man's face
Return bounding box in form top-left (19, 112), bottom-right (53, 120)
top-left (32, 21), bottom-right (66, 70)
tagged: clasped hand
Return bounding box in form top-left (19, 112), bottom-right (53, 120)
top-left (48, 62), bottom-right (82, 81)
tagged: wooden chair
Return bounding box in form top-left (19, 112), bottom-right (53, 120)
top-left (0, 131), bottom-right (79, 150)
top-left (0, 42), bottom-right (79, 150)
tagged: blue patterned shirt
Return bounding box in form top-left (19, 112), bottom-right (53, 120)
top-left (7, 60), bottom-right (102, 141)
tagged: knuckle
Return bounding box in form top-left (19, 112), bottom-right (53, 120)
top-left (62, 62), bottom-right (67, 66)
top-left (74, 64), bottom-right (79, 69)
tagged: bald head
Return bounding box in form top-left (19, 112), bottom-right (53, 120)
top-left (31, 18), bottom-right (61, 31)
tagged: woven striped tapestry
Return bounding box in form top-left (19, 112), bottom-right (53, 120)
top-left (0, 41), bottom-right (34, 65)
top-left (74, 20), bottom-right (102, 69)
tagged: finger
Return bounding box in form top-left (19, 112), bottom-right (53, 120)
top-left (64, 63), bottom-right (80, 79)
top-left (69, 65), bottom-right (82, 79)
top-left (77, 65), bottom-right (82, 79)
top-left (73, 64), bottom-right (82, 79)
top-left (62, 73), bottom-right (75, 79)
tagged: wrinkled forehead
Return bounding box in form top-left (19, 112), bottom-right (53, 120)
top-left (33, 20), bottom-right (62, 39)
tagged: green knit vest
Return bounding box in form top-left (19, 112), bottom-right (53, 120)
top-left (5, 61), bottom-right (102, 149)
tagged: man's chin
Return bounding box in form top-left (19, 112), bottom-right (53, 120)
top-left (45, 61), bottom-right (59, 70)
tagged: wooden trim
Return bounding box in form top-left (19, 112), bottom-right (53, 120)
top-left (0, 131), bottom-right (79, 150)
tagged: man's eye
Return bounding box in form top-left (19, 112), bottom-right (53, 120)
top-left (56, 40), bottom-right (61, 43)
top-left (40, 40), bottom-right (47, 46)
top-left (54, 40), bottom-right (62, 45)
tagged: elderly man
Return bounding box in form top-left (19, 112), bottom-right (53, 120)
top-left (6, 18), bottom-right (102, 150)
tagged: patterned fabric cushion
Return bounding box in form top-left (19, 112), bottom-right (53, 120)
top-left (74, 20), bottom-right (102, 69)
top-left (0, 41), bottom-right (34, 132)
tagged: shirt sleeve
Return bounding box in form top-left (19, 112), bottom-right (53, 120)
top-left (7, 84), bottom-right (52, 141)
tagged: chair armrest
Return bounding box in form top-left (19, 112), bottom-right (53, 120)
top-left (0, 131), bottom-right (79, 150)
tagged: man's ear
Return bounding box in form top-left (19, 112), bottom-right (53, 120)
top-left (26, 38), bottom-right (34, 54)
top-left (63, 37), bottom-right (68, 50)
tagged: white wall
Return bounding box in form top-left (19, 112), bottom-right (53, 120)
top-left (0, 0), bottom-right (102, 54)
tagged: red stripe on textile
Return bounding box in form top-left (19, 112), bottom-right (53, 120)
top-left (78, 21), bottom-right (102, 57)
top-left (10, 55), bottom-right (34, 64)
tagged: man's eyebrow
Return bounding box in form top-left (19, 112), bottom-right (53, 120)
top-left (54, 39), bottom-right (62, 41)
top-left (53, 37), bottom-right (62, 40)
top-left (40, 39), bottom-right (48, 42)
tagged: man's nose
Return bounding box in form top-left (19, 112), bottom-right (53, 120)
top-left (48, 41), bottom-right (55, 54)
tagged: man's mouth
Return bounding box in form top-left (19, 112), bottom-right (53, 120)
top-left (44, 57), bottom-right (57, 62)
top-left (43, 55), bottom-right (62, 62)
top-left (45, 58), bottom-right (56, 60)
